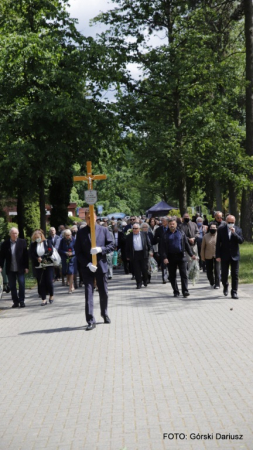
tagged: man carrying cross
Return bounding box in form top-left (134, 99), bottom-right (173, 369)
top-left (75, 211), bottom-right (114, 330)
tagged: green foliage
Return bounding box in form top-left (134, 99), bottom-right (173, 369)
top-left (0, 218), bottom-right (9, 241)
top-left (67, 216), bottom-right (82, 224)
top-left (94, 0), bottom-right (251, 214)
top-left (239, 242), bottom-right (253, 284)
top-left (23, 200), bottom-right (40, 240)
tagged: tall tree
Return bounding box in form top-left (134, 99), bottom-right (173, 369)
top-left (0, 0), bottom-right (107, 233)
top-left (241, 0), bottom-right (253, 240)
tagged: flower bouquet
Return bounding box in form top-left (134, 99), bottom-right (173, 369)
top-left (188, 258), bottom-right (200, 285)
top-left (36, 247), bottom-right (54, 268)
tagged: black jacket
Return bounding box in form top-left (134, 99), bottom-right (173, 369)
top-left (0, 238), bottom-right (29, 275)
top-left (30, 240), bottom-right (54, 268)
top-left (126, 231), bottom-right (153, 261)
top-left (153, 226), bottom-right (168, 251)
top-left (162, 229), bottom-right (194, 259)
top-left (113, 230), bottom-right (126, 251)
top-left (216, 225), bottom-right (244, 261)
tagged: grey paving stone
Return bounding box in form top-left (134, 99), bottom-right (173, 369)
top-left (0, 270), bottom-right (253, 449)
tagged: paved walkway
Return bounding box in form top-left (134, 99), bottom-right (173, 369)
top-left (0, 270), bottom-right (252, 450)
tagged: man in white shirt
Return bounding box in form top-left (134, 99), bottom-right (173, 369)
top-left (126, 223), bottom-right (153, 289)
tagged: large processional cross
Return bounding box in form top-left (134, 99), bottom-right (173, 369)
top-left (73, 161), bottom-right (106, 266)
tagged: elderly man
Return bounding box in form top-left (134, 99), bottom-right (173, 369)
top-left (216, 214), bottom-right (244, 299)
top-left (126, 223), bottom-right (153, 289)
top-left (48, 227), bottom-right (61, 250)
top-left (181, 213), bottom-right (199, 253)
top-left (209, 211), bottom-right (226, 228)
top-left (162, 218), bottom-right (196, 298)
top-left (75, 212), bottom-right (114, 330)
top-left (0, 227), bottom-right (29, 308)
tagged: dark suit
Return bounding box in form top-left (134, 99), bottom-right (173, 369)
top-left (153, 225), bottom-right (169, 282)
top-left (126, 231), bottom-right (153, 286)
top-left (216, 224), bottom-right (244, 295)
top-left (113, 230), bottom-right (127, 273)
top-left (0, 238), bottom-right (29, 306)
top-left (162, 229), bottom-right (193, 296)
top-left (74, 225), bottom-right (114, 325)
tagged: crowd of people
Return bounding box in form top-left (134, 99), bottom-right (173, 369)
top-left (0, 210), bottom-right (244, 330)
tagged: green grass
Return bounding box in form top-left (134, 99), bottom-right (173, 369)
top-left (239, 242), bottom-right (253, 284)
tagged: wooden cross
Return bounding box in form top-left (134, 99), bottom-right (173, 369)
top-left (73, 161), bottom-right (106, 266)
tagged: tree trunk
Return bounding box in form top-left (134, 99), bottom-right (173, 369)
top-left (228, 181), bottom-right (239, 224)
top-left (214, 180), bottom-right (223, 211)
top-left (39, 176), bottom-right (46, 234)
top-left (16, 192), bottom-right (25, 238)
top-left (241, 188), bottom-right (252, 240)
top-left (178, 173), bottom-right (188, 215)
top-left (241, 0), bottom-right (253, 241)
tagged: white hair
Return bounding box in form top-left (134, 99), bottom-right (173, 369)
top-left (63, 229), bottom-right (72, 237)
top-left (9, 227), bottom-right (19, 235)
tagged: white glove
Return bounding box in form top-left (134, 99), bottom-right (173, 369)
top-left (87, 263), bottom-right (97, 272)
top-left (90, 247), bottom-right (102, 255)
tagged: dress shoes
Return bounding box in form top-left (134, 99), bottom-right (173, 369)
top-left (174, 292), bottom-right (180, 297)
top-left (102, 315), bottom-right (111, 324)
top-left (86, 323), bottom-right (96, 331)
top-left (143, 283), bottom-right (148, 287)
top-left (183, 291), bottom-right (190, 298)
top-left (12, 303), bottom-right (19, 308)
top-left (232, 293), bottom-right (239, 299)
top-left (136, 284), bottom-right (142, 289)
top-left (223, 287), bottom-right (228, 296)
top-left (214, 285), bottom-right (220, 289)
top-left (162, 280), bottom-right (167, 284)
top-left (20, 303), bottom-right (26, 308)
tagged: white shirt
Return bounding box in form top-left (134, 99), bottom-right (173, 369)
top-left (37, 242), bottom-right (45, 256)
top-left (133, 233), bottom-right (143, 251)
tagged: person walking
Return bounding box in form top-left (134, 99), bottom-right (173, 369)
top-left (126, 223), bottom-right (153, 289)
top-left (162, 218), bottom-right (196, 298)
top-left (58, 229), bottom-right (77, 294)
top-left (153, 217), bottom-right (170, 283)
top-left (140, 222), bottom-right (155, 283)
top-left (201, 223), bottom-right (220, 289)
top-left (0, 227), bottom-right (29, 308)
top-left (48, 227), bottom-right (61, 281)
top-left (216, 214), bottom-right (244, 299)
top-left (30, 229), bottom-right (54, 306)
top-left (74, 211), bottom-right (114, 331)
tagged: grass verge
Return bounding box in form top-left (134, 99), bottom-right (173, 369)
top-left (239, 242), bottom-right (253, 284)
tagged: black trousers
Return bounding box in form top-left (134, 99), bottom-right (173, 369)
top-left (133, 251), bottom-right (148, 286)
top-left (167, 255), bottom-right (188, 295)
top-left (221, 258), bottom-right (239, 294)
top-left (81, 268), bottom-right (108, 324)
top-left (36, 267), bottom-right (54, 300)
top-left (205, 258), bottom-right (220, 287)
